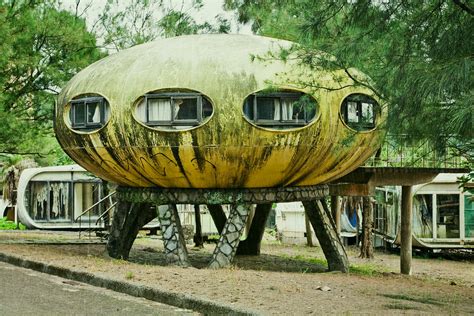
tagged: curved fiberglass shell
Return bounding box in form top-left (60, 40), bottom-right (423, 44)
top-left (55, 34), bottom-right (387, 188)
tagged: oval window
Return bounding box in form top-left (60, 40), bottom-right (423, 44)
top-left (340, 94), bottom-right (379, 131)
top-left (68, 94), bottom-right (110, 132)
top-left (135, 90), bottom-right (213, 130)
top-left (243, 90), bottom-right (318, 130)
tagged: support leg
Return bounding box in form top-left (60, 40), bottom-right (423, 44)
top-left (303, 199), bottom-right (349, 273)
top-left (209, 204), bottom-right (251, 269)
top-left (193, 205), bottom-right (204, 248)
top-left (207, 204), bottom-right (227, 234)
top-left (107, 201), bottom-right (155, 260)
top-left (331, 195), bottom-right (341, 235)
top-left (400, 186), bottom-right (413, 275)
top-left (305, 213), bottom-right (314, 247)
top-left (360, 197), bottom-right (374, 259)
top-left (236, 203), bottom-right (272, 255)
top-left (156, 204), bottom-right (190, 266)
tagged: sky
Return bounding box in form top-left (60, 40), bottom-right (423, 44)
top-left (59, 0), bottom-right (252, 42)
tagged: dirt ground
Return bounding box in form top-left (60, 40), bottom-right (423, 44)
top-left (0, 230), bottom-right (473, 315)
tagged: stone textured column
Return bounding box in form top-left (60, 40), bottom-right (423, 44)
top-left (303, 199), bottom-right (349, 273)
top-left (209, 203), bottom-right (251, 269)
top-left (156, 204), bottom-right (189, 267)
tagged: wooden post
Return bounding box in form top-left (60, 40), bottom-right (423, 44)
top-left (331, 196), bottom-right (341, 235)
top-left (400, 185), bottom-right (413, 275)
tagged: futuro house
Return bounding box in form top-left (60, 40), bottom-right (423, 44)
top-left (55, 34), bottom-right (386, 188)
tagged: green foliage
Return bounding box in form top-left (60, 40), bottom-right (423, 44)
top-left (98, 0), bottom-right (231, 51)
top-left (0, 0), bottom-right (104, 166)
top-left (458, 171), bottom-right (474, 193)
top-left (0, 217), bottom-right (26, 230)
top-left (225, 0), bottom-right (474, 168)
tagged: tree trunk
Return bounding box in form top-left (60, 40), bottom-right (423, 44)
top-left (359, 197), bottom-right (374, 259)
top-left (193, 204), bottom-right (204, 248)
top-left (236, 203), bottom-right (272, 255)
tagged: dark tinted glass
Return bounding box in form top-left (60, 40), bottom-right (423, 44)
top-left (73, 103), bottom-right (86, 125)
top-left (175, 98), bottom-right (198, 120)
top-left (256, 98), bottom-right (275, 120)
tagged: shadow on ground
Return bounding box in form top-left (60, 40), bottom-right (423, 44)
top-left (128, 246), bottom-right (327, 273)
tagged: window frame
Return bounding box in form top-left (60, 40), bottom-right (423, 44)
top-left (246, 92), bottom-right (317, 127)
top-left (341, 94), bottom-right (378, 130)
top-left (70, 96), bottom-right (107, 130)
top-left (144, 92), bottom-right (204, 127)
top-left (27, 179), bottom-right (103, 223)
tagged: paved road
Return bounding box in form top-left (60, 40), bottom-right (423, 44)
top-left (0, 262), bottom-right (197, 315)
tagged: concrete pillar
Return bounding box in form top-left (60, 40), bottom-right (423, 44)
top-left (107, 201), bottom-right (155, 260)
top-left (236, 203), bottom-right (272, 255)
top-left (305, 213), bottom-right (314, 247)
top-left (193, 204), bottom-right (204, 248)
top-left (207, 204), bottom-right (227, 234)
top-left (400, 185), bottom-right (413, 275)
top-left (209, 203), bottom-right (251, 268)
top-left (303, 199), bottom-right (349, 273)
top-left (330, 196), bottom-right (341, 234)
top-left (156, 204), bottom-right (190, 266)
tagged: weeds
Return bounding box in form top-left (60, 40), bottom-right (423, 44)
top-left (125, 271), bottom-right (134, 280)
top-left (0, 217), bottom-right (26, 230)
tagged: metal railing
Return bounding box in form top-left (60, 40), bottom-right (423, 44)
top-left (364, 134), bottom-right (470, 169)
top-left (75, 191), bottom-right (116, 239)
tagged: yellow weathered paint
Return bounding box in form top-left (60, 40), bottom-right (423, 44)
top-left (55, 34), bottom-right (387, 188)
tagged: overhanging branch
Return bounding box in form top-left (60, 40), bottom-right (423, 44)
top-left (453, 0), bottom-right (474, 15)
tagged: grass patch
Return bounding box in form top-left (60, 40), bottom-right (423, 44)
top-left (292, 254), bottom-right (327, 267)
top-left (125, 271), bottom-right (134, 280)
top-left (0, 217), bottom-right (26, 230)
top-left (349, 263), bottom-right (387, 276)
top-left (382, 294), bottom-right (444, 306)
top-left (288, 254), bottom-right (387, 276)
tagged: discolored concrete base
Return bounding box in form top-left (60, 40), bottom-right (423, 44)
top-left (108, 185), bottom-right (349, 272)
